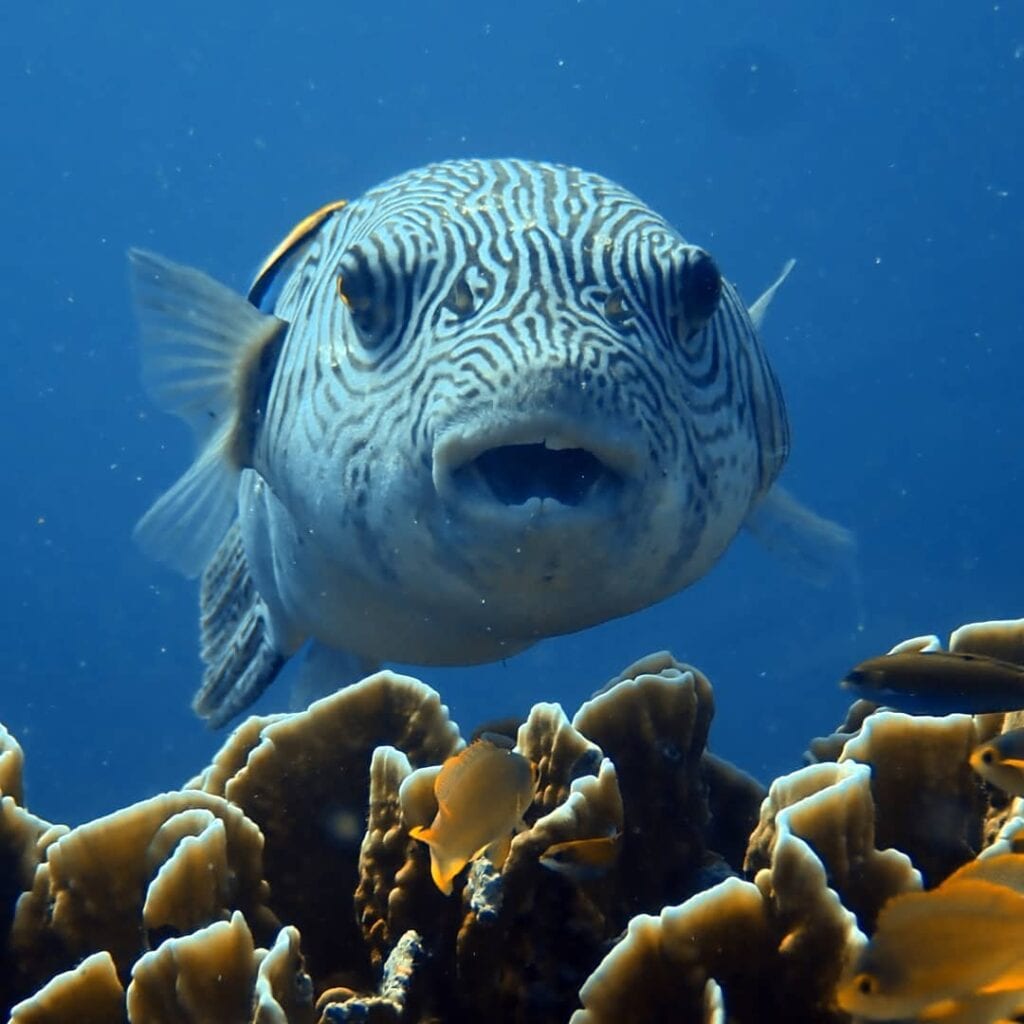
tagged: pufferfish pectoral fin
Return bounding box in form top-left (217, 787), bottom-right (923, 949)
top-left (128, 249), bottom-right (288, 578)
top-left (744, 484), bottom-right (858, 590)
top-left (193, 520), bottom-right (286, 728)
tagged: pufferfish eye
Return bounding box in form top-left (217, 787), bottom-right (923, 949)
top-left (335, 244), bottom-right (397, 350)
top-left (678, 249), bottom-right (722, 338)
top-left (653, 245), bottom-right (723, 347)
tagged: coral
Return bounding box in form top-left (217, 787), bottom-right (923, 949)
top-left (6, 788), bottom-right (274, 1013)
top-left (573, 652), bottom-right (718, 913)
top-left (8, 951), bottom-right (125, 1024)
top-left (513, 702), bottom-right (601, 818)
top-left (253, 925), bottom-right (315, 1024)
top-left (571, 879), bottom-right (770, 1024)
top-left (746, 760), bottom-right (919, 932)
top-left (4, 617), bottom-right (1024, 1023)
top-left (126, 911), bottom-right (261, 1022)
top-left (573, 801), bottom-right (864, 1024)
top-left (839, 711), bottom-right (985, 886)
top-left (949, 617), bottom-right (1024, 663)
top-left (190, 671), bottom-right (461, 990)
top-left (356, 746), bottom-right (448, 973)
top-left (0, 726), bottom-right (24, 806)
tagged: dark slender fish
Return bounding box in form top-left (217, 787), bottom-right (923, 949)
top-left (841, 651), bottom-right (1024, 715)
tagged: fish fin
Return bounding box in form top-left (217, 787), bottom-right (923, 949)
top-left (133, 423), bottom-right (240, 577)
top-left (129, 249), bottom-right (288, 575)
top-left (484, 832), bottom-right (514, 870)
top-left (192, 521), bottom-right (287, 727)
top-left (977, 971), bottom-right (1024, 995)
top-left (413, 837), bottom-right (465, 896)
top-left (748, 258), bottom-right (796, 331)
top-left (415, 839), bottom-right (464, 897)
top-left (286, 641), bottom-right (378, 712)
top-left (128, 248), bottom-right (287, 443)
top-left (745, 483), bottom-right (859, 589)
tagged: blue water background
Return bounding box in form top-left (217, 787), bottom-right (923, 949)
top-left (1, 2), bottom-right (1021, 827)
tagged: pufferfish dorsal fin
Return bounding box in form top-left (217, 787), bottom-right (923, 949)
top-left (748, 258), bottom-right (796, 331)
top-left (248, 198), bottom-right (348, 310)
top-left (194, 521), bottom-right (285, 727)
top-left (128, 249), bottom-right (287, 577)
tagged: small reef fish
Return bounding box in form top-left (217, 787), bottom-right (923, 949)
top-left (539, 832), bottom-right (622, 882)
top-left (131, 158), bottom-right (853, 726)
top-left (408, 739), bottom-right (536, 895)
top-left (841, 650), bottom-right (1024, 715)
top-left (836, 853), bottom-right (1024, 1021)
top-left (970, 728), bottom-right (1024, 796)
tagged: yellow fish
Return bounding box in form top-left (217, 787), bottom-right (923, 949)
top-left (539, 833), bottom-right (622, 882)
top-left (836, 854), bottom-right (1024, 1021)
top-left (409, 739), bottom-right (535, 895)
top-left (970, 728), bottom-right (1024, 797)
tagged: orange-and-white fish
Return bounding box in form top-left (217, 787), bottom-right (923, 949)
top-left (836, 854), bottom-right (1024, 1021)
top-left (409, 738), bottom-right (536, 895)
top-left (970, 728), bottom-right (1024, 797)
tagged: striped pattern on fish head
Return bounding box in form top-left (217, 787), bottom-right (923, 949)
top-left (252, 159), bottom-right (789, 650)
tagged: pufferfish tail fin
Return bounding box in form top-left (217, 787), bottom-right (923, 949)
top-left (194, 520), bottom-right (285, 728)
top-left (745, 484), bottom-right (858, 590)
top-left (128, 249), bottom-right (287, 578)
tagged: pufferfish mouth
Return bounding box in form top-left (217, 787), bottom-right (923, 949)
top-left (433, 422), bottom-right (641, 513)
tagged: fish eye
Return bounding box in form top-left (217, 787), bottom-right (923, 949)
top-left (335, 245), bottom-right (397, 350)
top-left (656, 245), bottom-right (722, 346)
top-left (678, 249), bottom-right (722, 338)
top-left (604, 287), bottom-right (635, 328)
top-left (980, 748), bottom-right (995, 765)
top-left (854, 973), bottom-right (878, 996)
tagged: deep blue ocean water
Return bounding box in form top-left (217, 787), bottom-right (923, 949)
top-left (2, 1), bottom-right (1021, 828)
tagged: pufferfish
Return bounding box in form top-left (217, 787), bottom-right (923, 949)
top-left (130, 158), bottom-right (852, 726)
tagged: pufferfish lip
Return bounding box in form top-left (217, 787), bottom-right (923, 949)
top-left (433, 418), bottom-right (642, 513)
